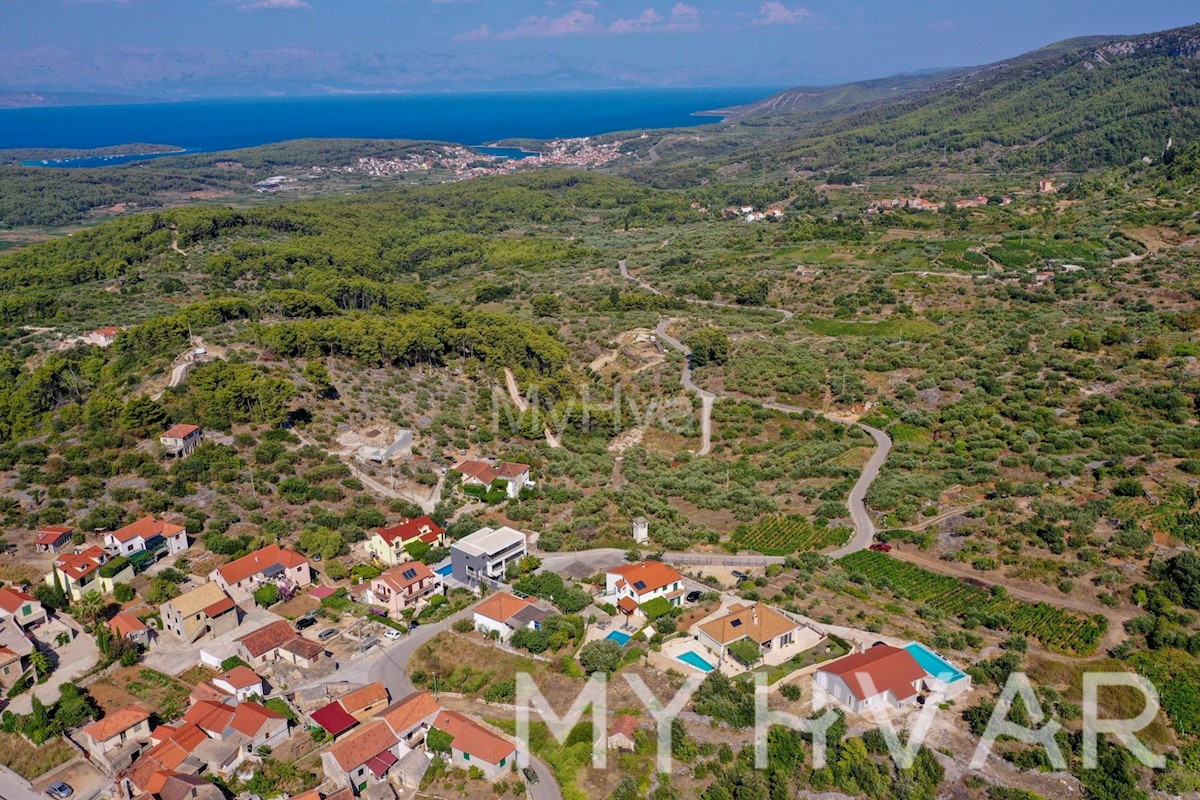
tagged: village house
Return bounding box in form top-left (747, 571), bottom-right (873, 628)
top-left (47, 545), bottom-right (134, 600)
top-left (183, 699), bottom-right (290, 753)
top-left (34, 525), bottom-right (74, 553)
top-left (210, 543), bottom-right (312, 604)
top-left (321, 720), bottom-right (402, 795)
top-left (692, 602), bottom-right (804, 666)
top-left (605, 561), bottom-right (685, 615)
top-left (337, 683), bottom-right (390, 720)
top-left (119, 722), bottom-right (209, 798)
top-left (431, 709), bottom-right (517, 780)
top-left (366, 516), bottom-right (445, 565)
top-left (380, 691), bottom-right (439, 751)
top-left (212, 665), bottom-right (265, 701)
top-left (0, 587), bottom-right (48, 630)
top-left (1038, 178), bottom-right (1057, 193)
top-left (160, 424), bottom-right (203, 459)
top-left (85, 327), bottom-right (119, 347)
top-left (362, 562), bottom-right (440, 617)
top-left (607, 715), bottom-right (641, 752)
top-left (0, 619), bottom-right (34, 688)
top-left (814, 642), bottom-right (970, 714)
top-left (161, 583), bottom-right (240, 643)
top-left (472, 591), bottom-right (548, 642)
top-left (449, 526), bottom-right (527, 587)
top-left (80, 705), bottom-right (152, 772)
top-left (235, 620), bottom-right (325, 670)
top-left (105, 515), bottom-right (189, 558)
top-left (109, 613), bottom-right (152, 647)
top-left (452, 459), bottom-right (531, 500)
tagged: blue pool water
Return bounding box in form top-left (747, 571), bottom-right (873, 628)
top-left (605, 630), bottom-right (631, 646)
top-left (436, 565), bottom-right (453, 577)
top-left (904, 642), bottom-right (967, 684)
top-left (676, 650), bottom-right (715, 672)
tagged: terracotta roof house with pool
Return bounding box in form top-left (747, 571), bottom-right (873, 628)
top-left (693, 602), bottom-right (808, 666)
top-left (605, 561), bottom-right (684, 614)
top-left (814, 642), bottom-right (971, 714)
top-left (472, 591), bottom-right (548, 641)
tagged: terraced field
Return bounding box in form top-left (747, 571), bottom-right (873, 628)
top-left (838, 550), bottom-right (1107, 655)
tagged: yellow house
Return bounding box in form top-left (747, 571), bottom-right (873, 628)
top-left (46, 546), bottom-right (135, 601)
top-left (366, 516), bottom-right (445, 566)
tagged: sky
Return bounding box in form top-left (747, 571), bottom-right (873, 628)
top-left (1, 0), bottom-right (1197, 91)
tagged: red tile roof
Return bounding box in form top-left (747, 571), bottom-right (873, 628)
top-left (109, 613), bottom-right (150, 638)
top-left (609, 561), bottom-right (682, 596)
top-left (0, 587), bottom-right (38, 614)
top-left (375, 515), bottom-right (444, 546)
top-left (616, 596), bottom-right (638, 614)
top-left (818, 644), bottom-right (927, 703)
top-left (55, 546), bottom-right (106, 580)
top-left (94, 327), bottom-right (119, 337)
top-left (433, 710), bottom-right (515, 765)
top-left (216, 544), bottom-right (307, 586)
top-left (380, 691), bottom-right (439, 735)
top-left (327, 720), bottom-right (398, 771)
top-left (110, 516), bottom-right (185, 544)
top-left (214, 665), bottom-right (261, 691)
top-left (474, 591), bottom-right (533, 624)
top-left (337, 682), bottom-right (388, 715)
top-left (183, 701), bottom-right (234, 735)
top-left (202, 597), bottom-right (237, 618)
top-left (609, 715), bottom-right (640, 740)
top-left (161, 424), bottom-right (201, 440)
top-left (453, 460), bottom-right (529, 486)
top-left (35, 526), bottom-right (73, 546)
top-left (377, 561), bottom-right (435, 594)
top-left (81, 706), bottom-right (150, 743)
top-left (230, 702), bottom-right (283, 737)
top-left (236, 620), bottom-right (296, 658)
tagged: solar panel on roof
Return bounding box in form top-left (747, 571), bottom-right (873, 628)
top-left (730, 619), bottom-right (742, 627)
top-left (633, 580), bottom-right (647, 590)
top-left (401, 568), bottom-right (418, 580)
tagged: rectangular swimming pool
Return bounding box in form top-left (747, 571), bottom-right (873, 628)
top-left (436, 564), bottom-right (453, 577)
top-left (904, 642), bottom-right (967, 684)
top-left (676, 650), bottom-right (715, 672)
top-left (606, 630), bottom-right (632, 646)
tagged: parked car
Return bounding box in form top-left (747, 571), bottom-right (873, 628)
top-left (48, 783), bottom-right (73, 799)
top-left (731, 570), bottom-right (748, 582)
top-left (318, 628), bottom-right (339, 641)
top-left (869, 543), bottom-right (892, 552)
top-left (523, 767), bottom-right (540, 784)
top-left (295, 616), bottom-right (317, 630)
top-left (385, 628), bottom-right (403, 640)
top-left (685, 590), bottom-right (702, 603)
top-left (408, 619), bottom-right (421, 630)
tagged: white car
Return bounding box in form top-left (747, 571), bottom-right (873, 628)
top-left (385, 628), bottom-right (403, 640)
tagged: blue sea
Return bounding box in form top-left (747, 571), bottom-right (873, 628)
top-left (0, 88), bottom-right (776, 168)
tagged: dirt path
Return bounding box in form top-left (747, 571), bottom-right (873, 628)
top-left (503, 367), bottom-right (562, 448)
top-left (151, 337), bottom-right (222, 400)
top-left (622, 259), bottom-right (889, 551)
top-left (291, 428), bottom-right (443, 513)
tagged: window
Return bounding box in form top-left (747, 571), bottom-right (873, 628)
top-left (499, 758), bottom-right (505, 767)
top-left (463, 753), bottom-right (470, 761)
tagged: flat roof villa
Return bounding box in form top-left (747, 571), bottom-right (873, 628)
top-left (449, 526), bottom-right (527, 587)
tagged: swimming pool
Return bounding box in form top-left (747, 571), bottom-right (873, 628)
top-left (904, 642), bottom-right (967, 684)
top-left (606, 630), bottom-right (632, 646)
top-left (436, 564), bottom-right (453, 577)
top-left (676, 650), bottom-right (715, 672)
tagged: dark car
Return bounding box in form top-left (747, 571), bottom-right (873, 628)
top-left (48, 783), bottom-right (73, 799)
top-left (731, 570), bottom-right (748, 582)
top-left (523, 767), bottom-right (540, 784)
top-left (318, 627), bottom-right (339, 641)
top-left (685, 590), bottom-right (702, 603)
top-left (295, 616), bottom-right (317, 630)
top-left (408, 619), bottom-right (421, 630)
top-left (869, 543), bottom-right (893, 552)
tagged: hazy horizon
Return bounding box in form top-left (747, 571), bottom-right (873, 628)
top-left (1, 1), bottom-right (1197, 99)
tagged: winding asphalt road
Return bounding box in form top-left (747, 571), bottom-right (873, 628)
top-left (623, 259), bottom-right (890, 552)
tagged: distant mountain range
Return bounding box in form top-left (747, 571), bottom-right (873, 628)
top-left (711, 23), bottom-right (1200, 172)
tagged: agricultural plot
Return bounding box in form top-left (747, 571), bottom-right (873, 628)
top-left (731, 515), bottom-right (850, 556)
top-left (837, 550), bottom-right (1107, 655)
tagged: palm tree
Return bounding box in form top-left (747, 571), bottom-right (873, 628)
top-left (74, 590), bottom-right (106, 628)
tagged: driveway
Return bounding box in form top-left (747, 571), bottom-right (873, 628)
top-left (0, 764), bottom-right (40, 800)
top-left (9, 632), bottom-right (99, 715)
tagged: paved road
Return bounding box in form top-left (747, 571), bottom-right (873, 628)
top-left (0, 764), bottom-right (40, 800)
